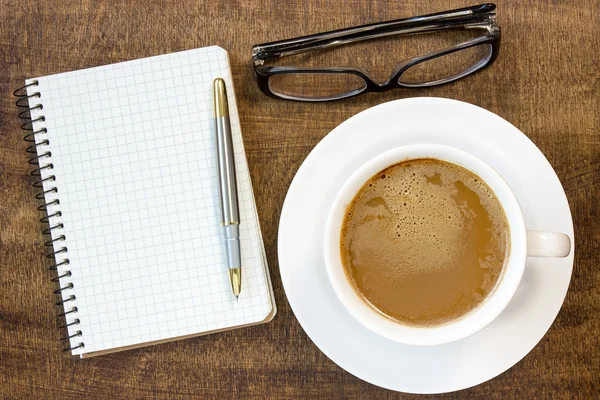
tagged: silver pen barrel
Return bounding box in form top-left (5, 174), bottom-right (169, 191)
top-left (215, 114), bottom-right (240, 226)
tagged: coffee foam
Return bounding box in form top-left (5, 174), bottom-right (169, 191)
top-left (340, 159), bottom-right (509, 326)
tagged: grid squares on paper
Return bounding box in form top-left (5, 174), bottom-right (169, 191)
top-left (34, 46), bottom-right (272, 355)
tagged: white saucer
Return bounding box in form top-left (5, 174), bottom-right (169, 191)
top-left (278, 98), bottom-right (574, 394)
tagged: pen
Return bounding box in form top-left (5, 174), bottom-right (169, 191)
top-left (213, 78), bottom-right (242, 300)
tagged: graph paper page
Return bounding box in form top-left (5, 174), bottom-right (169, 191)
top-left (26, 46), bottom-right (273, 356)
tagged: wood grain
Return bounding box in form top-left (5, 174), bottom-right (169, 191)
top-left (1, 0), bottom-right (598, 398)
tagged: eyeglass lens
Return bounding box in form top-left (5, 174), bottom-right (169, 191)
top-left (268, 72), bottom-right (367, 101)
top-left (399, 44), bottom-right (493, 86)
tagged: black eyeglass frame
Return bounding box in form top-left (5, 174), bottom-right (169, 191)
top-left (252, 4), bottom-right (501, 101)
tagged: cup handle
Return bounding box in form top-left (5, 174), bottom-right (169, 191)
top-left (527, 230), bottom-right (572, 257)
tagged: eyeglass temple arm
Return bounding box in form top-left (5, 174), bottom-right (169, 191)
top-left (253, 3), bottom-right (496, 62)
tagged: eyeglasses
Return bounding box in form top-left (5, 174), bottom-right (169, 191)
top-left (252, 4), bottom-right (500, 102)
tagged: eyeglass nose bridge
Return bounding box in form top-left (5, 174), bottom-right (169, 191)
top-left (343, 67), bottom-right (393, 93)
top-left (352, 61), bottom-right (418, 93)
top-left (364, 60), bottom-right (416, 90)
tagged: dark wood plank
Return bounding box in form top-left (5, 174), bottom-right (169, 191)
top-left (1, 0), bottom-right (598, 398)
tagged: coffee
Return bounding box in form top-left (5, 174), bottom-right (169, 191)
top-left (340, 159), bottom-right (509, 326)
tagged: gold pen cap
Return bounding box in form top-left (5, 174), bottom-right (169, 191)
top-left (213, 78), bottom-right (229, 118)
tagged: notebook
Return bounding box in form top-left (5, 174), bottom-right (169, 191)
top-left (17, 46), bottom-right (276, 357)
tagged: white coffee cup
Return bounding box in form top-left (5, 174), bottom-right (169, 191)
top-left (324, 144), bottom-right (571, 346)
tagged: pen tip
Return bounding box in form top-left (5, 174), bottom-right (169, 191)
top-left (235, 295), bottom-right (239, 302)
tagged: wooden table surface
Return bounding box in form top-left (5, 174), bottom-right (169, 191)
top-left (1, 1), bottom-right (598, 398)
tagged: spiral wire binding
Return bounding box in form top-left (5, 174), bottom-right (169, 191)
top-left (14, 81), bottom-right (84, 353)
